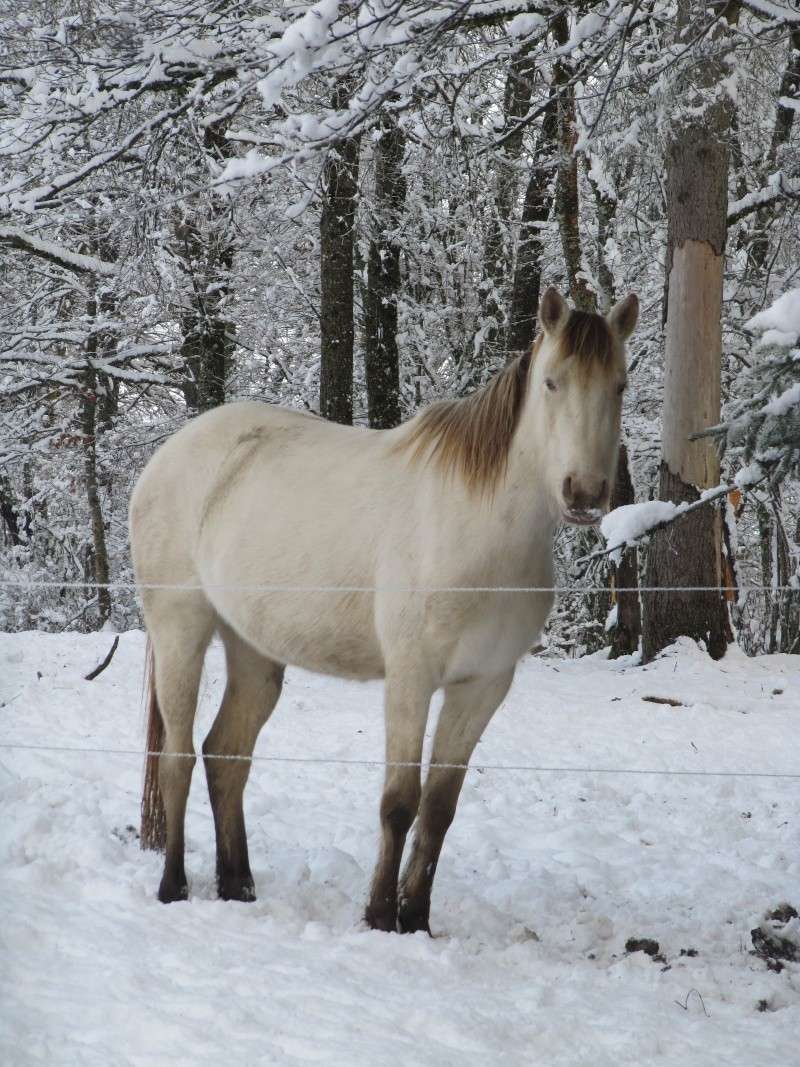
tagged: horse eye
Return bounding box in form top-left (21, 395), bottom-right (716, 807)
top-left (545, 378), bottom-right (557, 393)
top-left (617, 381), bottom-right (627, 396)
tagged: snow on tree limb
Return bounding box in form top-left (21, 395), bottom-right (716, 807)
top-left (0, 227), bottom-right (117, 277)
top-left (727, 173), bottom-right (800, 226)
top-left (580, 476), bottom-right (769, 567)
top-left (740, 0), bottom-right (800, 24)
top-left (695, 289), bottom-right (800, 485)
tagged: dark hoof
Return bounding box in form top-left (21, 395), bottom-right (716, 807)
top-left (218, 875), bottom-right (256, 902)
top-left (364, 903), bottom-right (398, 932)
top-left (158, 877), bottom-right (188, 903)
top-left (398, 904), bottom-right (432, 936)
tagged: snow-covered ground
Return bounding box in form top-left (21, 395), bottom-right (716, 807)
top-left (2, 630), bottom-right (798, 1066)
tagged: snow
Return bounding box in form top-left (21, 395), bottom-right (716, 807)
top-left (739, 0), bottom-right (800, 23)
top-left (727, 173), bottom-right (798, 227)
top-left (2, 630), bottom-right (799, 1064)
top-left (0, 226), bottom-right (117, 277)
top-left (747, 288), bottom-right (800, 349)
top-left (735, 462), bottom-right (766, 489)
top-left (763, 383), bottom-right (800, 417)
top-left (216, 148), bottom-right (279, 195)
top-left (565, 11), bottom-right (606, 52)
top-left (506, 13), bottom-right (546, 38)
top-left (600, 500), bottom-right (681, 562)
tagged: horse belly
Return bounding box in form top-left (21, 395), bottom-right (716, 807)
top-left (206, 588), bottom-right (386, 680)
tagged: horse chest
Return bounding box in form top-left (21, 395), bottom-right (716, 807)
top-left (435, 588), bottom-right (554, 683)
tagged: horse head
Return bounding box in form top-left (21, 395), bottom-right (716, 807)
top-left (527, 287), bottom-right (638, 526)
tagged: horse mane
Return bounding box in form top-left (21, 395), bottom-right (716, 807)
top-left (398, 309), bottom-right (614, 493)
top-left (398, 348), bottom-right (533, 494)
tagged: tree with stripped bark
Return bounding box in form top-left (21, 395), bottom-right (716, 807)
top-left (642, 3), bottom-right (734, 662)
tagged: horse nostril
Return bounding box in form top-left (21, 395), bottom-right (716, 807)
top-left (599, 479), bottom-right (608, 502)
top-left (562, 476), bottom-right (573, 504)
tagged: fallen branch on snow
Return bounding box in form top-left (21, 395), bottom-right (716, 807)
top-left (85, 636), bottom-right (120, 681)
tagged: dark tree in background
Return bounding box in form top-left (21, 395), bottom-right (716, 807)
top-left (319, 80), bottom-right (361, 426)
top-left (364, 109), bottom-right (406, 429)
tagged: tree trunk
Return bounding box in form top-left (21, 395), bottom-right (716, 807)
top-left (642, 52), bottom-right (731, 661)
top-left (608, 443), bottom-right (641, 657)
top-left (507, 89), bottom-right (558, 357)
top-left (479, 51), bottom-right (537, 365)
top-left (176, 119), bottom-right (236, 415)
top-left (181, 299), bottom-right (231, 413)
top-left (364, 111), bottom-right (406, 429)
top-left (320, 82), bottom-right (361, 425)
top-left (0, 477), bottom-right (24, 546)
top-left (552, 13), bottom-right (595, 312)
top-left (82, 309), bottom-right (112, 626)
top-left (758, 492), bottom-right (795, 653)
top-left (587, 163), bottom-right (617, 313)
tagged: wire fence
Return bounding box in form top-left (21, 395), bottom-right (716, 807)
top-left (0, 578), bottom-right (798, 594)
top-left (1, 575), bottom-right (797, 783)
top-left (1, 742), bottom-right (798, 781)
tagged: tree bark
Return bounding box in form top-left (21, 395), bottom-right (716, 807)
top-left (642, 55), bottom-right (731, 661)
top-left (608, 442), bottom-right (642, 658)
top-left (0, 477), bottom-right (24, 546)
top-left (479, 51), bottom-right (537, 364)
top-left (177, 120), bottom-right (235, 415)
top-left (82, 314), bottom-right (112, 626)
top-left (364, 111), bottom-right (406, 428)
top-left (319, 82), bottom-right (361, 425)
top-left (507, 89), bottom-right (558, 357)
top-left (587, 164), bottom-right (617, 314)
top-left (552, 13), bottom-right (595, 312)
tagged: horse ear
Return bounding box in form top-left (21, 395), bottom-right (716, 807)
top-left (539, 287), bottom-right (568, 335)
top-left (608, 293), bottom-right (639, 341)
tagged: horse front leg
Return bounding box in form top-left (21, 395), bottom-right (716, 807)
top-left (398, 668), bottom-right (514, 935)
top-left (365, 670), bottom-right (433, 932)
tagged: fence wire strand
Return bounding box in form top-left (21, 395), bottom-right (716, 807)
top-left (0, 578), bottom-right (797, 594)
top-left (2, 577), bottom-right (796, 783)
top-left (1, 741), bottom-right (797, 781)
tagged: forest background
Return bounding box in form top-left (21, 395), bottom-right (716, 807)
top-left (1, 0), bottom-right (798, 659)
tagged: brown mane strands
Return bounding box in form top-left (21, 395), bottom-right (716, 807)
top-left (399, 309), bottom-right (614, 493)
top-left (398, 350), bottom-right (533, 494)
top-left (557, 310), bottom-right (614, 370)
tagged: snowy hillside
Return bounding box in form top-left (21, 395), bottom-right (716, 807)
top-left (2, 631), bottom-right (798, 1065)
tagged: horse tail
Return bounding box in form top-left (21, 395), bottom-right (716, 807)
top-left (140, 637), bottom-right (166, 851)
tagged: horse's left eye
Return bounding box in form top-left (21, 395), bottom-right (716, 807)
top-left (617, 382), bottom-right (627, 395)
top-left (545, 378), bottom-right (557, 393)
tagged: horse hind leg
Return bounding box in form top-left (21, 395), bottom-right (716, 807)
top-left (203, 622), bottom-right (284, 902)
top-left (398, 668), bottom-right (514, 934)
top-left (147, 594), bottom-right (215, 903)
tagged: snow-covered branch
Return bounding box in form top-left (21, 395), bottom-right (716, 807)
top-left (575, 481), bottom-right (762, 568)
top-left (0, 227), bottom-right (117, 277)
top-left (727, 173), bottom-right (800, 227)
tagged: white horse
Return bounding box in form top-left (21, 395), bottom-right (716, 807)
top-left (130, 287), bottom-right (638, 932)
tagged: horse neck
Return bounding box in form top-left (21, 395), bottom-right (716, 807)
top-left (473, 403), bottom-right (559, 570)
top-left (501, 389), bottom-right (559, 535)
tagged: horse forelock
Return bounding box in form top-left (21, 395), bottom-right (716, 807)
top-left (398, 349), bottom-right (532, 493)
top-left (555, 309), bottom-right (615, 371)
